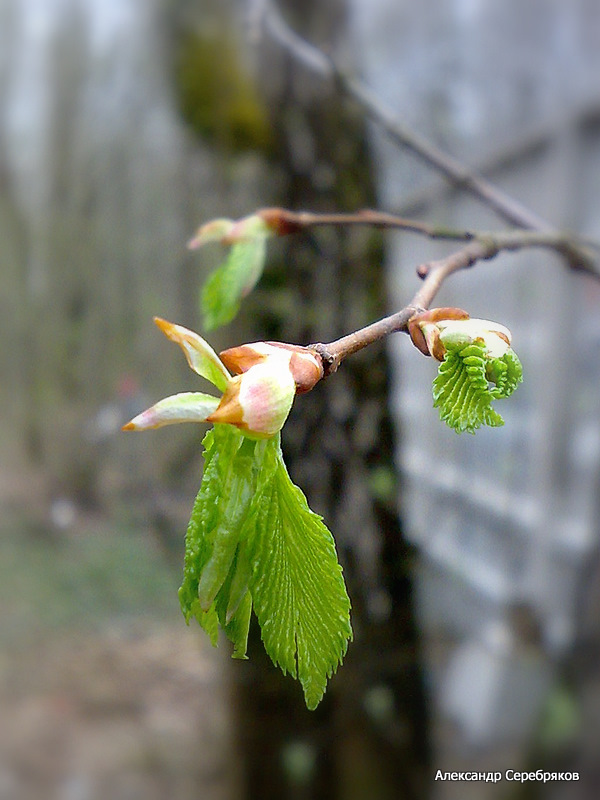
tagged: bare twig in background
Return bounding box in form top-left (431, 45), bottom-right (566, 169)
top-left (259, 207), bottom-right (595, 268)
top-left (251, 1), bottom-right (596, 263)
top-left (392, 94), bottom-right (600, 234)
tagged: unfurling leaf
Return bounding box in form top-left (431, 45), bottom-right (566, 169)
top-left (178, 425), bottom-right (352, 708)
top-left (201, 235), bottom-right (267, 330)
top-left (432, 338), bottom-right (523, 433)
top-left (153, 317), bottom-right (231, 391)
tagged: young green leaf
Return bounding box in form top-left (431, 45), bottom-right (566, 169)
top-left (196, 436), bottom-right (259, 610)
top-left (243, 436), bottom-right (352, 710)
top-left (179, 426), bottom-right (264, 641)
top-left (179, 425), bottom-right (352, 708)
top-left (178, 465), bottom-right (220, 644)
top-left (214, 546), bottom-right (253, 659)
top-left (432, 339), bottom-right (523, 433)
top-left (202, 237), bottom-right (267, 330)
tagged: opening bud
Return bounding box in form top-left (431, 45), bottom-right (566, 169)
top-left (438, 318), bottom-right (512, 358)
top-left (409, 307), bottom-right (513, 361)
top-left (206, 359), bottom-right (297, 438)
top-left (219, 342), bottom-right (323, 394)
top-left (408, 307), bottom-right (470, 360)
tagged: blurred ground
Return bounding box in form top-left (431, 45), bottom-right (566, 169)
top-left (0, 469), bottom-right (237, 800)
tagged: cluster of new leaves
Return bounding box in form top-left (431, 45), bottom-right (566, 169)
top-left (433, 338), bottom-right (523, 433)
top-left (178, 424), bottom-right (352, 710)
top-left (126, 213), bottom-right (525, 710)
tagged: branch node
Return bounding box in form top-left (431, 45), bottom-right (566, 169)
top-left (311, 344), bottom-right (338, 378)
top-left (406, 304), bottom-right (427, 320)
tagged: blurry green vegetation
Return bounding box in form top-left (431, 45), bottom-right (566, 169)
top-left (174, 28), bottom-right (274, 154)
top-left (0, 515), bottom-right (180, 646)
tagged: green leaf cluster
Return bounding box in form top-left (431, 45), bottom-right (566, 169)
top-left (432, 339), bottom-right (523, 433)
top-left (179, 424), bottom-right (352, 709)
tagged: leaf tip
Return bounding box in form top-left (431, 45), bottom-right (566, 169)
top-left (153, 316), bottom-right (173, 337)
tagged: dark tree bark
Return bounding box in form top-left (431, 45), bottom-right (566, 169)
top-left (229, 3), bottom-right (431, 798)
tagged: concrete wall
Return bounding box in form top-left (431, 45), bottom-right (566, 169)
top-left (350, 0), bottom-right (600, 789)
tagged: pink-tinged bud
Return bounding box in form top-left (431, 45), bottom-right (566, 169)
top-left (153, 317), bottom-right (231, 392)
top-left (219, 342), bottom-right (323, 394)
top-left (206, 360), bottom-right (297, 438)
top-left (122, 392), bottom-right (221, 431)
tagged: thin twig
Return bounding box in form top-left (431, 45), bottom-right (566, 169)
top-left (313, 239), bottom-right (499, 374)
top-left (313, 229), bottom-right (600, 373)
top-left (340, 76), bottom-right (552, 232)
top-left (389, 90), bottom-right (600, 232)
top-left (260, 206), bottom-right (598, 371)
top-left (255, 208), bottom-right (600, 278)
top-left (259, 207), bottom-right (474, 241)
top-left (259, 208), bottom-right (597, 272)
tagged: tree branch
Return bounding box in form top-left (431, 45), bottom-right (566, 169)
top-left (313, 239), bottom-right (499, 375)
top-left (312, 230), bottom-right (596, 375)
top-left (259, 207), bottom-right (597, 274)
top-left (253, 0), bottom-right (600, 273)
top-left (254, 0), bottom-right (552, 231)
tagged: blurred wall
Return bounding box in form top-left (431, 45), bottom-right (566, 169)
top-left (350, 0), bottom-right (600, 796)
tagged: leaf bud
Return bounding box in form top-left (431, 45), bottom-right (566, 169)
top-left (409, 308), bottom-right (513, 361)
top-left (206, 359), bottom-right (297, 438)
top-left (438, 318), bottom-right (512, 358)
top-left (219, 342), bottom-right (323, 394)
top-left (408, 307), bottom-right (470, 360)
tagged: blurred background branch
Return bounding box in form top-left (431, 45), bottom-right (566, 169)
top-left (251, 0), bottom-right (560, 231)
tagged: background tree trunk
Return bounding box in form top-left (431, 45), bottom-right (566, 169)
top-left (227, 2), bottom-right (430, 797)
